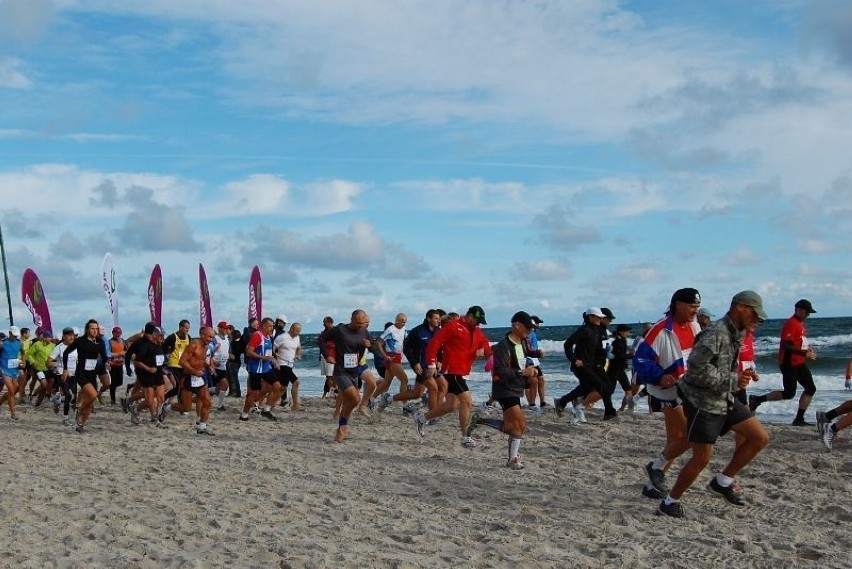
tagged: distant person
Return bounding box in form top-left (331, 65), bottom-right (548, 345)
top-left (106, 326), bottom-right (127, 405)
top-left (656, 291), bottom-right (769, 518)
top-left (524, 315), bottom-right (547, 413)
top-left (696, 307), bottom-right (714, 330)
top-left (749, 299), bottom-right (817, 426)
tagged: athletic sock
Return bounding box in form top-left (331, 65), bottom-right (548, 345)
top-left (795, 408), bottom-right (806, 422)
top-left (664, 495), bottom-right (679, 505)
top-left (826, 409), bottom-right (839, 422)
top-left (715, 473), bottom-right (734, 487)
top-left (508, 436), bottom-right (521, 459)
top-left (651, 453), bottom-right (667, 471)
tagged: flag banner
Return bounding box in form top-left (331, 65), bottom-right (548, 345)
top-left (21, 268), bottom-right (53, 334)
top-left (199, 263), bottom-right (213, 328)
top-left (248, 265), bottom-right (262, 322)
top-left (101, 253), bottom-right (119, 328)
top-left (148, 264), bottom-right (163, 326)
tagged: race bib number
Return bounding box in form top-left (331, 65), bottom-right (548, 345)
top-left (37, 371), bottom-right (45, 380)
top-left (155, 355), bottom-right (165, 366)
top-left (281, 359), bottom-right (293, 367)
top-left (84, 359), bottom-right (98, 371)
top-left (7, 358), bottom-right (20, 369)
top-left (801, 337), bottom-right (809, 350)
top-left (343, 353), bottom-right (358, 369)
top-left (742, 361), bottom-right (755, 370)
top-left (526, 357), bottom-right (540, 367)
top-left (681, 349), bottom-right (692, 370)
top-left (190, 375), bottom-right (205, 388)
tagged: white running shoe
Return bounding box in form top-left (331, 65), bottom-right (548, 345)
top-left (377, 392), bottom-right (393, 413)
top-left (823, 424), bottom-right (836, 450)
top-left (413, 411), bottom-right (426, 437)
top-left (506, 455), bottom-right (526, 470)
top-left (461, 436), bottom-right (482, 449)
top-left (572, 404), bottom-right (587, 423)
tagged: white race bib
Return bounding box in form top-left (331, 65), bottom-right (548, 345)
top-left (84, 359), bottom-right (98, 371)
top-left (7, 358), bottom-right (20, 369)
top-left (190, 375), bottom-right (205, 388)
top-left (155, 355), bottom-right (165, 366)
top-left (343, 353), bottom-right (358, 369)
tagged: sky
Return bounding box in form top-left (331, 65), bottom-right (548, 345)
top-left (1, 0), bottom-right (852, 332)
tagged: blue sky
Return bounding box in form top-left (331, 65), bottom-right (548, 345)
top-left (1, 0), bottom-right (852, 331)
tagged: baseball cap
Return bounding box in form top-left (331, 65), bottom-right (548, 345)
top-left (671, 288), bottom-right (701, 305)
top-left (217, 320), bottom-right (230, 329)
top-left (467, 305), bottom-right (487, 324)
top-left (511, 311), bottom-right (535, 329)
top-left (41, 329), bottom-right (53, 338)
top-left (794, 299), bottom-right (816, 314)
top-left (733, 290), bottom-right (768, 322)
top-left (276, 314), bottom-right (288, 323)
top-left (601, 307), bottom-right (615, 320)
top-left (112, 326), bottom-right (122, 334)
top-left (530, 315), bottom-right (543, 326)
top-left (8, 326), bottom-right (20, 336)
top-left (152, 326), bottom-right (165, 335)
top-left (586, 307), bottom-right (606, 318)
top-left (697, 307), bottom-right (715, 318)
top-left (144, 322), bottom-right (158, 334)
top-left (62, 327), bottom-right (74, 335)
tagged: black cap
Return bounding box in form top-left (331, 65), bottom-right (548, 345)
top-left (62, 327), bottom-right (74, 335)
top-left (671, 288), bottom-right (701, 305)
top-left (616, 323), bottom-right (632, 333)
top-left (143, 322), bottom-right (158, 334)
top-left (511, 311), bottom-right (535, 329)
top-left (467, 305), bottom-right (487, 325)
top-left (795, 299), bottom-right (816, 314)
top-left (601, 307), bottom-right (615, 320)
top-left (530, 315), bottom-right (543, 325)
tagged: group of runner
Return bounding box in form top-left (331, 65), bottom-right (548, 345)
top-left (0, 290), bottom-right (849, 519)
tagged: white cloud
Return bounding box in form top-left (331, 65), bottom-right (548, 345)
top-left (0, 57), bottom-right (32, 89)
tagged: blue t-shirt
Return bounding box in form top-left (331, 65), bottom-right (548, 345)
top-left (0, 338), bottom-right (22, 375)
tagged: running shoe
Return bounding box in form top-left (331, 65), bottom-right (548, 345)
top-left (708, 477), bottom-right (745, 506)
top-left (506, 455), bottom-right (526, 470)
top-left (627, 396), bottom-right (636, 412)
top-left (217, 405), bottom-right (226, 412)
top-left (156, 421), bottom-right (168, 429)
top-left (460, 436), bottom-right (482, 449)
top-left (157, 403), bottom-right (171, 423)
top-left (402, 402), bottom-right (419, 416)
top-left (251, 402), bottom-right (261, 414)
top-left (645, 462), bottom-right (668, 494)
top-left (791, 417), bottom-right (812, 427)
top-left (823, 425), bottom-right (836, 450)
top-left (816, 410), bottom-right (828, 436)
top-left (62, 416), bottom-right (74, 427)
top-left (553, 398), bottom-right (565, 417)
top-left (413, 411), bottom-right (426, 437)
top-left (377, 392), bottom-right (393, 413)
top-left (10, 413), bottom-right (19, 421)
top-left (75, 423), bottom-right (84, 433)
top-left (196, 426), bottom-right (215, 436)
top-left (657, 500), bottom-right (684, 518)
top-left (572, 404), bottom-right (587, 424)
top-left (130, 405), bottom-right (141, 425)
top-left (464, 409), bottom-right (482, 437)
top-left (641, 485), bottom-right (664, 500)
top-left (261, 410), bottom-right (278, 421)
top-left (239, 414), bottom-right (250, 422)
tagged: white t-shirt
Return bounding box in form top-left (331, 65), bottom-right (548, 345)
top-left (380, 325), bottom-right (407, 355)
top-left (210, 335), bottom-right (230, 370)
top-left (273, 333), bottom-right (301, 367)
top-left (51, 343), bottom-right (77, 374)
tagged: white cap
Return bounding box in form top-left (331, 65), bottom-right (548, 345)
top-left (585, 307), bottom-right (606, 318)
top-left (8, 326), bottom-right (19, 336)
top-left (276, 314), bottom-right (288, 323)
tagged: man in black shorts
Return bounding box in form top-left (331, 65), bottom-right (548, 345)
top-left (657, 291), bottom-right (770, 518)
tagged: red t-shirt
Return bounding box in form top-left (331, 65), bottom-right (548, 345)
top-left (778, 316), bottom-right (806, 367)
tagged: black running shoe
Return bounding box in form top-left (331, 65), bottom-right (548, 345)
top-left (641, 485), bottom-right (664, 500)
top-left (645, 462), bottom-right (668, 493)
top-left (553, 398), bottom-right (566, 417)
top-left (261, 410), bottom-right (278, 421)
top-left (657, 500), bottom-right (684, 518)
top-left (791, 417), bottom-right (812, 427)
top-left (708, 477), bottom-right (745, 506)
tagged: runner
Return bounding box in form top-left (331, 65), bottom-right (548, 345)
top-left (210, 321), bottom-right (231, 411)
top-left (105, 327), bottom-right (127, 405)
top-left (0, 326), bottom-right (22, 419)
top-left (240, 317), bottom-right (277, 421)
top-left (179, 326), bottom-right (216, 435)
top-left (273, 322), bottom-right (303, 411)
top-left (62, 320), bottom-right (109, 433)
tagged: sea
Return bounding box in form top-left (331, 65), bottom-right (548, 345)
top-left (242, 317), bottom-right (852, 425)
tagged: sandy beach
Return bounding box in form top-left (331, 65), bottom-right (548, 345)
top-left (2, 398), bottom-right (850, 568)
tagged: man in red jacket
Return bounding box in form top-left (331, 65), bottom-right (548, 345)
top-left (413, 305), bottom-right (492, 448)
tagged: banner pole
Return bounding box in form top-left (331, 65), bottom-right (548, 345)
top-left (0, 222), bottom-right (13, 326)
